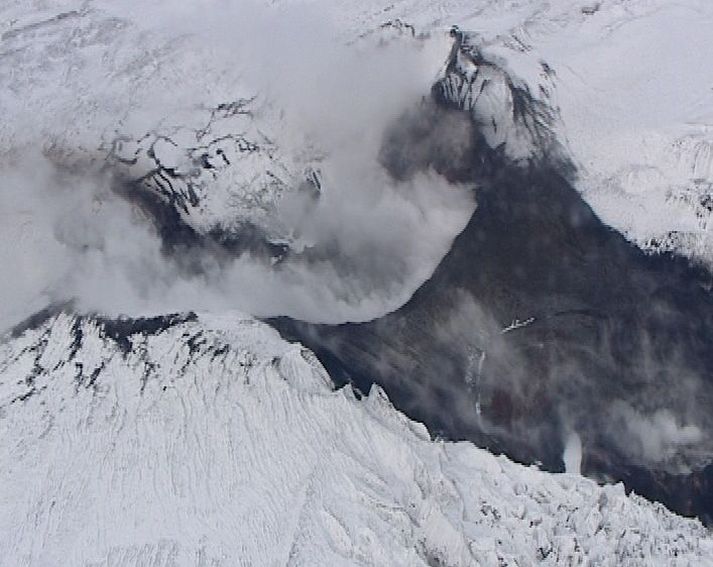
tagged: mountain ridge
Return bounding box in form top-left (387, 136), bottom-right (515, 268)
top-left (2, 309), bottom-right (712, 566)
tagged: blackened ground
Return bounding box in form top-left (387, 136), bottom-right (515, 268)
top-left (270, 107), bottom-right (713, 524)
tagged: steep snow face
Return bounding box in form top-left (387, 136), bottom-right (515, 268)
top-left (433, 29), bottom-right (564, 166)
top-left (1, 310), bottom-right (713, 566)
top-left (505, 0), bottom-right (713, 267)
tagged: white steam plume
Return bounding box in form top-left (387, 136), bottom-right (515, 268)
top-left (0, 1), bottom-right (475, 330)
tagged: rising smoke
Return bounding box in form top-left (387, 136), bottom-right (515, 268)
top-left (0, 1), bottom-right (475, 331)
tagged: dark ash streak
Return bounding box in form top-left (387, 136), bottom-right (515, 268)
top-left (269, 32), bottom-right (713, 524)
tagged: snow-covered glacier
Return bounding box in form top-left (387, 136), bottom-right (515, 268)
top-left (1, 310), bottom-right (712, 566)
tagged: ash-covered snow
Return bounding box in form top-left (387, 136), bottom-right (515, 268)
top-left (1, 310), bottom-right (712, 566)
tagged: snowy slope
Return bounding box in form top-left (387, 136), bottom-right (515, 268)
top-left (1, 310), bottom-right (712, 566)
top-left (476, 0), bottom-right (713, 268)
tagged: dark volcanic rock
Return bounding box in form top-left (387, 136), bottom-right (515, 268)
top-left (272, 153), bottom-right (713, 523)
top-left (270, 33), bottom-right (713, 523)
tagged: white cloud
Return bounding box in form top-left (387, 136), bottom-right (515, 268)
top-left (608, 401), bottom-right (703, 468)
top-left (0, 1), bottom-right (475, 329)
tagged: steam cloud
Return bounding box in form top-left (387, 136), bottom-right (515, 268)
top-left (607, 401), bottom-right (703, 469)
top-left (0, 2), bottom-right (475, 331)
